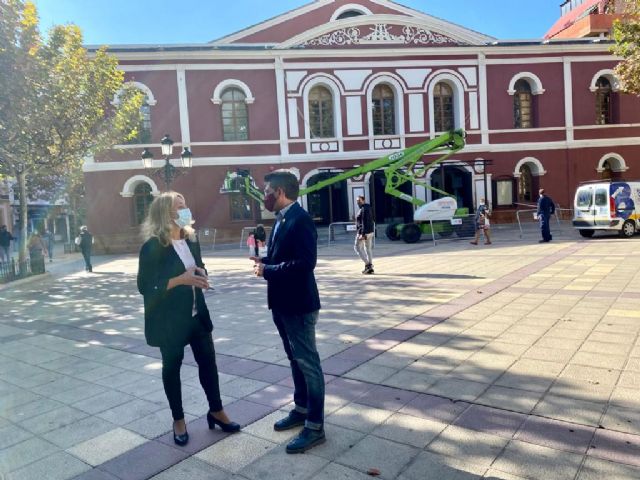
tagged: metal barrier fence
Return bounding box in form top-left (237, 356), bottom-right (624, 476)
top-left (327, 222), bottom-right (377, 247)
top-left (516, 208), bottom-right (573, 238)
top-left (198, 228), bottom-right (217, 251)
top-left (427, 214), bottom-right (477, 246)
top-left (0, 258), bottom-right (42, 283)
top-left (240, 226), bottom-right (272, 250)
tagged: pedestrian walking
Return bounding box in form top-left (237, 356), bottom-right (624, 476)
top-left (536, 189), bottom-right (555, 243)
top-left (470, 198), bottom-right (492, 245)
top-left (252, 171), bottom-right (325, 454)
top-left (27, 231), bottom-right (48, 274)
top-left (76, 226), bottom-right (94, 272)
top-left (42, 228), bottom-right (54, 262)
top-left (0, 225), bottom-right (15, 263)
top-left (354, 195), bottom-right (375, 274)
top-left (137, 191), bottom-right (239, 447)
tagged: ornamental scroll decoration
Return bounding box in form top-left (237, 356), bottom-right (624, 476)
top-left (302, 24), bottom-right (459, 47)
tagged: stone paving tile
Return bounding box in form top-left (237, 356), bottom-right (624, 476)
top-left (66, 428), bottom-right (147, 466)
top-left (453, 405), bottom-right (527, 438)
top-left (244, 384), bottom-right (295, 408)
top-left (600, 405), bottom-right (640, 435)
top-left (533, 394), bottom-right (607, 425)
top-left (42, 415), bottom-right (117, 449)
top-left (19, 405), bottom-right (89, 435)
top-left (326, 403), bottom-right (394, 433)
top-left (149, 457), bottom-right (230, 480)
top-left (241, 409), bottom-right (300, 444)
top-left (71, 390), bottom-right (137, 415)
top-left (372, 412), bottom-right (447, 448)
top-left (426, 425), bottom-right (509, 468)
top-left (195, 432), bottom-right (276, 473)
top-left (398, 451), bottom-right (485, 480)
top-left (0, 423), bottom-right (34, 450)
top-left (588, 428), bottom-right (640, 467)
top-left (577, 457), bottom-right (640, 480)
top-left (399, 393), bottom-right (469, 423)
top-left (239, 446), bottom-right (329, 480)
top-left (155, 415), bottom-right (229, 455)
top-left (335, 435), bottom-right (419, 480)
top-left (475, 385), bottom-right (545, 414)
top-left (427, 377), bottom-right (491, 402)
top-left (97, 440), bottom-right (189, 480)
top-left (221, 377), bottom-right (271, 399)
top-left (514, 416), bottom-right (596, 454)
top-left (312, 462), bottom-right (375, 480)
top-left (492, 440), bottom-right (584, 480)
top-left (8, 451), bottom-right (91, 480)
top-left (96, 398), bottom-right (163, 426)
top-left (125, 409), bottom-right (197, 440)
top-left (0, 437), bottom-right (59, 474)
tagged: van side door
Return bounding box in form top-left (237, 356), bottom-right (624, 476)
top-left (575, 186), bottom-right (594, 227)
top-left (594, 187), bottom-right (609, 226)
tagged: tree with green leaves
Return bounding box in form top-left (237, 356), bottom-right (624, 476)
top-left (0, 0), bottom-right (144, 269)
top-left (611, 0), bottom-right (640, 94)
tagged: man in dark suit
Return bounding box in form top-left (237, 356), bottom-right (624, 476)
top-left (536, 188), bottom-right (555, 243)
top-left (253, 171), bottom-right (325, 454)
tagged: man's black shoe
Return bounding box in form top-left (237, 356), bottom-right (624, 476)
top-left (274, 410), bottom-right (306, 431)
top-left (286, 427), bottom-right (326, 454)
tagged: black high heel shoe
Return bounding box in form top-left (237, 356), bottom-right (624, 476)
top-left (207, 412), bottom-right (241, 433)
top-left (173, 427), bottom-right (189, 446)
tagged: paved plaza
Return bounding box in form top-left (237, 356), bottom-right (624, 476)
top-left (1, 230), bottom-right (640, 480)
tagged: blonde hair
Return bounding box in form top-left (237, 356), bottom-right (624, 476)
top-left (141, 191), bottom-right (195, 246)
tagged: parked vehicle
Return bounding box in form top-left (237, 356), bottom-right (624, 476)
top-left (573, 181), bottom-right (640, 238)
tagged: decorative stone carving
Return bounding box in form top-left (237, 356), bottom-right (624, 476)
top-left (302, 24), bottom-right (459, 47)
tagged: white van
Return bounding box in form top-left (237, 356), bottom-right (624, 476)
top-left (573, 181), bottom-right (640, 238)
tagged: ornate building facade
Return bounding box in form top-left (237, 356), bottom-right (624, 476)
top-left (85, 0), bottom-right (640, 252)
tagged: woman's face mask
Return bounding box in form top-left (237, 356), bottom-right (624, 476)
top-left (174, 208), bottom-right (193, 229)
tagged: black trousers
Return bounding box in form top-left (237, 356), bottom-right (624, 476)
top-left (159, 315), bottom-right (223, 420)
top-left (81, 248), bottom-right (92, 271)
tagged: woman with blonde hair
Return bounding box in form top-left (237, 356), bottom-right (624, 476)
top-left (137, 191), bottom-right (239, 446)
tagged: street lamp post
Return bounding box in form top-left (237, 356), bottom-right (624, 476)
top-left (141, 134), bottom-right (193, 190)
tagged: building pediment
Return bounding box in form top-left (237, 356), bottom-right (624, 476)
top-left (277, 15), bottom-right (486, 49)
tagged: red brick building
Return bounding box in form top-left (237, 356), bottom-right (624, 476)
top-left (85, 0), bottom-right (640, 252)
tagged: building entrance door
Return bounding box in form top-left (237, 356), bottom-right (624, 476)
top-left (430, 166), bottom-right (473, 211)
top-left (306, 172), bottom-right (348, 225)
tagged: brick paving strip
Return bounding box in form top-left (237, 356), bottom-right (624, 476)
top-left (1, 240), bottom-right (640, 479)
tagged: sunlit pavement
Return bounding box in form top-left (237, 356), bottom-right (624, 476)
top-left (1, 228), bottom-right (640, 479)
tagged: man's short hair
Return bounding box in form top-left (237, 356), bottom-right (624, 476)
top-left (357, 195), bottom-right (365, 202)
top-left (264, 171), bottom-right (299, 200)
top-left (539, 188), bottom-right (545, 195)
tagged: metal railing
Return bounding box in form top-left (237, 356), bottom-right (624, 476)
top-left (198, 228), bottom-right (217, 251)
top-left (428, 214), bottom-right (477, 246)
top-left (240, 226), bottom-right (272, 249)
top-left (0, 258), bottom-right (43, 283)
top-left (327, 222), bottom-right (376, 247)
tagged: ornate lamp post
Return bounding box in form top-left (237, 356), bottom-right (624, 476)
top-left (141, 134), bottom-right (193, 190)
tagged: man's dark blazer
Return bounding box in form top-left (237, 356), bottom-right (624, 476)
top-left (262, 201), bottom-right (321, 315)
top-left (537, 195), bottom-right (556, 217)
top-left (137, 236), bottom-right (212, 347)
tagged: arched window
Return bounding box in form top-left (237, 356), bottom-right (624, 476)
top-left (601, 160), bottom-right (613, 180)
top-left (372, 84), bottom-right (395, 135)
top-left (517, 164), bottom-right (533, 203)
top-left (433, 82), bottom-right (454, 132)
top-left (309, 86), bottom-right (334, 138)
top-left (595, 76), bottom-right (612, 125)
top-left (133, 183), bottom-right (153, 225)
top-left (514, 80), bottom-right (533, 129)
top-left (336, 10), bottom-right (364, 19)
top-left (221, 87), bottom-right (249, 141)
top-left (125, 93), bottom-right (152, 144)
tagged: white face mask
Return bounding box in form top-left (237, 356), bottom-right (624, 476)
top-left (174, 208), bottom-right (193, 229)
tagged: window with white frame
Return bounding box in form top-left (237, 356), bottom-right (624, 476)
top-left (309, 85), bottom-right (334, 138)
top-left (133, 183), bottom-right (153, 225)
top-left (514, 80), bottom-right (533, 129)
top-left (221, 87), bottom-right (249, 141)
top-left (595, 76), bottom-right (613, 125)
top-left (496, 179), bottom-right (514, 206)
top-left (372, 84), bottom-right (395, 135)
top-left (433, 82), bottom-right (454, 132)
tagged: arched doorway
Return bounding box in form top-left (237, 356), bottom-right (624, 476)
top-left (429, 165), bottom-right (473, 211)
top-left (306, 172), bottom-right (348, 225)
top-left (369, 170), bottom-right (414, 224)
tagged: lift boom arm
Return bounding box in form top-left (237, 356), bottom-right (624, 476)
top-left (220, 130), bottom-right (465, 206)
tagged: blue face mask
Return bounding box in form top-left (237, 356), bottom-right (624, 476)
top-left (174, 208), bottom-right (193, 229)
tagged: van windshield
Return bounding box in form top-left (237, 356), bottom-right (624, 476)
top-left (576, 188), bottom-right (592, 208)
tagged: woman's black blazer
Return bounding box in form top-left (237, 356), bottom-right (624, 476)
top-left (137, 236), bottom-right (212, 347)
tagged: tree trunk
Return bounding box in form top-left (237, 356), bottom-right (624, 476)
top-left (17, 170), bottom-right (28, 271)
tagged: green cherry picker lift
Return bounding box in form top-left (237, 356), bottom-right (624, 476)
top-left (220, 129), bottom-right (473, 244)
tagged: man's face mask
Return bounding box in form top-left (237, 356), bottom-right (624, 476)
top-left (264, 189), bottom-right (278, 212)
top-left (174, 208), bottom-right (193, 229)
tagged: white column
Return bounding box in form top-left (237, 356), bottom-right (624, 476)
top-left (177, 68), bottom-right (191, 145)
top-left (563, 58), bottom-right (574, 143)
top-left (478, 53), bottom-right (489, 145)
top-left (275, 57), bottom-right (289, 157)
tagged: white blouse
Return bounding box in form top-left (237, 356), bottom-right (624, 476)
top-left (172, 239), bottom-right (198, 315)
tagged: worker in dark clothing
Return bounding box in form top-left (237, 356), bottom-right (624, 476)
top-left (77, 226), bottom-right (94, 272)
top-left (354, 195), bottom-right (375, 274)
top-left (537, 189), bottom-right (555, 243)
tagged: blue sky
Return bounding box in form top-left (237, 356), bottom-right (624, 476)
top-left (31, 0), bottom-right (562, 45)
